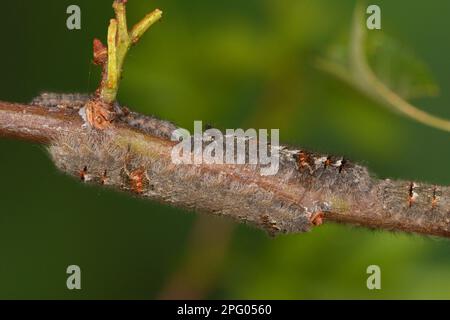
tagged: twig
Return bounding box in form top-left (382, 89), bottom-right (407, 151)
top-left (0, 101), bottom-right (449, 238)
top-left (100, 1), bottom-right (162, 104)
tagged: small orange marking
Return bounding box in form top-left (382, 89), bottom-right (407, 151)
top-left (129, 168), bottom-right (146, 194)
top-left (432, 187), bottom-right (438, 209)
top-left (431, 198), bottom-right (438, 209)
top-left (100, 170), bottom-right (108, 185)
top-left (297, 151), bottom-right (312, 171)
top-left (79, 166), bottom-right (88, 181)
top-left (310, 212), bottom-right (324, 226)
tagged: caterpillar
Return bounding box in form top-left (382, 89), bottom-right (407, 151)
top-left (31, 92), bottom-right (178, 140)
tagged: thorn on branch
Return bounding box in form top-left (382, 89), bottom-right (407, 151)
top-left (93, 39), bottom-right (108, 65)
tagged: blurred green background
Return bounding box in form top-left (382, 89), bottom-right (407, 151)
top-left (0, 0), bottom-right (449, 299)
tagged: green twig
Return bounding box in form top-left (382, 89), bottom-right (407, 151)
top-left (106, 19), bottom-right (118, 92)
top-left (130, 9), bottom-right (163, 44)
top-left (99, 1), bottom-right (163, 104)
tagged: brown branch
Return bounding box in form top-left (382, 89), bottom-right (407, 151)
top-left (0, 101), bottom-right (83, 143)
top-left (0, 100), bottom-right (449, 238)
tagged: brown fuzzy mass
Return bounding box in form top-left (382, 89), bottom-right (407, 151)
top-left (31, 93), bottom-right (178, 139)
top-left (48, 126), bottom-right (450, 237)
top-left (48, 130), bottom-right (314, 235)
top-left (119, 111), bottom-right (178, 140)
top-left (31, 92), bottom-right (92, 109)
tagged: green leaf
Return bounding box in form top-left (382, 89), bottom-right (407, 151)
top-left (365, 32), bottom-right (439, 100)
top-left (321, 31), bottom-right (439, 100)
top-left (317, 2), bottom-right (450, 133)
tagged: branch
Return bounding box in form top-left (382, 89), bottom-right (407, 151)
top-left (99, 1), bottom-right (162, 104)
top-left (0, 100), bottom-right (449, 238)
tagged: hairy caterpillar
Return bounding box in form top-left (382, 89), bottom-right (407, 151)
top-left (48, 125), bottom-right (450, 237)
top-left (46, 119), bottom-right (388, 236)
top-left (31, 92), bottom-right (178, 140)
top-left (31, 92), bottom-right (92, 109)
top-left (48, 130), bottom-right (325, 235)
top-left (40, 93), bottom-right (449, 237)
